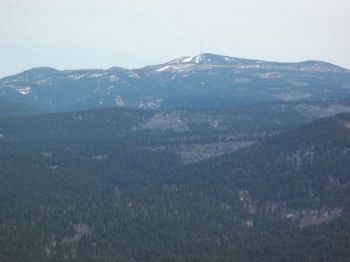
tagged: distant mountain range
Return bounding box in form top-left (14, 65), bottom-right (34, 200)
top-left (1, 53), bottom-right (350, 113)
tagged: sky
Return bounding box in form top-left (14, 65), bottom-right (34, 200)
top-left (1, 0), bottom-right (349, 77)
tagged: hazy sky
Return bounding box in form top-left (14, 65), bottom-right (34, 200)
top-left (1, 0), bottom-right (349, 77)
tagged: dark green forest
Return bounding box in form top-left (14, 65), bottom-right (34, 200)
top-left (0, 107), bottom-right (349, 261)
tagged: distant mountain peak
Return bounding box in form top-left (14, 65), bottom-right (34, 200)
top-left (162, 53), bottom-right (349, 73)
top-left (18, 67), bottom-right (61, 78)
top-left (23, 67), bottom-right (59, 74)
top-left (166, 53), bottom-right (243, 65)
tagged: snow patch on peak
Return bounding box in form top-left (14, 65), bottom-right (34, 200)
top-left (13, 86), bottom-right (32, 95)
top-left (109, 75), bottom-right (119, 81)
top-left (68, 74), bottom-right (86, 80)
top-left (88, 73), bottom-right (106, 78)
top-left (183, 56), bottom-right (195, 63)
top-left (166, 54), bottom-right (242, 66)
top-left (127, 71), bottom-right (141, 79)
top-left (168, 55), bottom-right (205, 65)
top-left (115, 96), bottom-right (125, 107)
top-left (157, 65), bottom-right (170, 72)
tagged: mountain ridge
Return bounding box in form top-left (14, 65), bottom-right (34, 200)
top-left (2, 53), bottom-right (348, 79)
top-left (1, 53), bottom-right (350, 113)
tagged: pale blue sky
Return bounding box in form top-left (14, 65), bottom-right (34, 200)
top-left (1, 0), bottom-right (349, 77)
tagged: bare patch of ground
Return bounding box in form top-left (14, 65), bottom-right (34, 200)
top-left (150, 141), bottom-right (255, 164)
top-left (61, 223), bottom-right (91, 244)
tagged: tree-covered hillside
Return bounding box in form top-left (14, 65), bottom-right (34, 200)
top-left (0, 111), bottom-right (349, 261)
top-left (0, 97), bottom-right (42, 117)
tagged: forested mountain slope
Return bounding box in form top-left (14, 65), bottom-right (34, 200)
top-left (0, 113), bottom-right (349, 261)
top-left (0, 97), bottom-right (42, 117)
